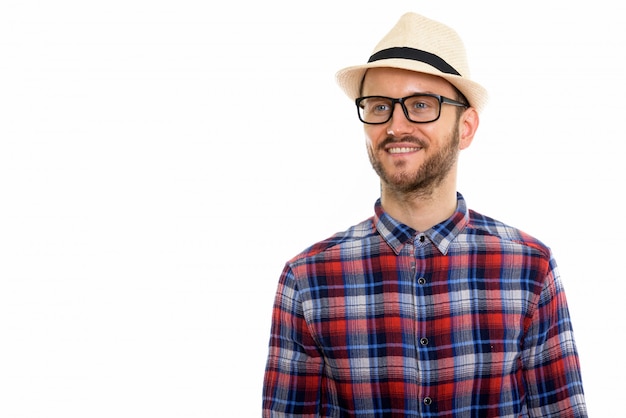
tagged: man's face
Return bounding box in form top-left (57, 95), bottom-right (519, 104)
top-left (361, 68), bottom-right (468, 196)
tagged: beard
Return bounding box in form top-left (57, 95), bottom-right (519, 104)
top-left (367, 122), bottom-right (460, 197)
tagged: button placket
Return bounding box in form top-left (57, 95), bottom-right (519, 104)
top-left (412, 232), bottom-right (433, 394)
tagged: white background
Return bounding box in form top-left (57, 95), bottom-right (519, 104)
top-left (1, 1), bottom-right (624, 416)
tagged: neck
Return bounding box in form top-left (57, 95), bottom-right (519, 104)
top-left (380, 174), bottom-right (458, 232)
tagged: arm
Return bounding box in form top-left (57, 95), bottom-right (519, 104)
top-left (262, 265), bottom-right (324, 417)
top-left (522, 255), bottom-right (587, 417)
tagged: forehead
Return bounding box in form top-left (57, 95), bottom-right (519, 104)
top-left (361, 67), bottom-right (456, 97)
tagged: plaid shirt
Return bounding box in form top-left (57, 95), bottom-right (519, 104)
top-left (263, 193), bottom-right (587, 417)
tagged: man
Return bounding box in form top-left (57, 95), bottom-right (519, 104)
top-left (263, 12), bottom-right (587, 417)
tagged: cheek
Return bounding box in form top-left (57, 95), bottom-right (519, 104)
top-left (364, 125), bottom-right (385, 146)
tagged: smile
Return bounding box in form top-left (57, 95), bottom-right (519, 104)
top-left (387, 147), bottom-right (422, 154)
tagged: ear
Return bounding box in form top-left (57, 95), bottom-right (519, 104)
top-left (458, 107), bottom-right (479, 150)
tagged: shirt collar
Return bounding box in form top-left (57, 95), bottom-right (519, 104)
top-left (373, 192), bottom-right (470, 255)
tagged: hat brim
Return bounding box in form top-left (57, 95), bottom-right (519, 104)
top-left (336, 59), bottom-right (488, 114)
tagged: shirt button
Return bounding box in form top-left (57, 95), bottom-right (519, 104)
top-left (419, 235), bottom-right (425, 243)
top-left (424, 397), bottom-right (432, 405)
top-left (420, 337), bottom-right (429, 346)
top-left (417, 277), bottom-right (426, 285)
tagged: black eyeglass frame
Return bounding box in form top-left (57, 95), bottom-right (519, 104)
top-left (355, 93), bottom-right (469, 125)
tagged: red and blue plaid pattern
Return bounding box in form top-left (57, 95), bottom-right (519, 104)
top-left (263, 194), bottom-right (587, 417)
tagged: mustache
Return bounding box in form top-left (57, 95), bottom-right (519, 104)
top-left (379, 136), bottom-right (427, 150)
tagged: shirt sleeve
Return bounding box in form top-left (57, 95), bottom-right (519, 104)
top-left (522, 254), bottom-right (588, 417)
top-left (262, 264), bottom-right (324, 417)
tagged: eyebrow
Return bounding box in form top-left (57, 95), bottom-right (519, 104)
top-left (362, 91), bottom-right (438, 98)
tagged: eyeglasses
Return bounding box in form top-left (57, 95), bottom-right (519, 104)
top-left (355, 93), bottom-right (468, 125)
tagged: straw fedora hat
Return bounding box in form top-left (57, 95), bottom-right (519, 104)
top-left (336, 12), bottom-right (488, 113)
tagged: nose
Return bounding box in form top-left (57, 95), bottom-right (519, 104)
top-left (386, 102), bottom-right (413, 136)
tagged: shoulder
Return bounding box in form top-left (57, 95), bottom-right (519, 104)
top-left (465, 208), bottom-right (551, 258)
top-left (287, 217), bottom-right (377, 266)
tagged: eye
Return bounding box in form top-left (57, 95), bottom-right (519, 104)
top-left (374, 103), bottom-right (391, 112)
top-left (361, 98), bottom-right (392, 114)
top-left (408, 99), bottom-right (431, 111)
top-left (406, 95), bottom-right (437, 114)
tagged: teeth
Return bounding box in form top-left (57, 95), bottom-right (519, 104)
top-left (388, 147), bottom-right (420, 154)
